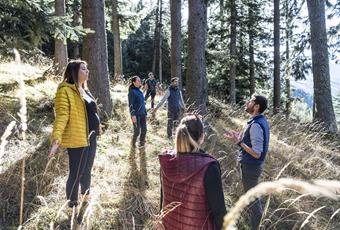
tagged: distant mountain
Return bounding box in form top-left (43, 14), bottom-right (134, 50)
top-left (291, 63), bottom-right (340, 97)
top-left (292, 88), bottom-right (313, 108)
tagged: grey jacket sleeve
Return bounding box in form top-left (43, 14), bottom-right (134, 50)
top-left (179, 91), bottom-right (185, 109)
top-left (155, 89), bottom-right (170, 110)
top-left (249, 123), bottom-right (264, 157)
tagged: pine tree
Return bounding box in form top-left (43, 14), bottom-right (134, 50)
top-left (54, 0), bottom-right (68, 75)
top-left (307, 0), bottom-right (338, 133)
top-left (186, 0), bottom-right (208, 115)
top-left (82, 0), bottom-right (113, 117)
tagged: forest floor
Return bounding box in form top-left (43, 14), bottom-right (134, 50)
top-left (0, 61), bottom-right (339, 230)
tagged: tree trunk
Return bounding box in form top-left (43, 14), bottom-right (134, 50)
top-left (307, 0), bottom-right (338, 133)
top-left (152, 0), bottom-right (160, 75)
top-left (170, 0), bottom-right (182, 89)
top-left (158, 0), bottom-right (163, 83)
top-left (248, 2), bottom-right (255, 95)
top-left (220, 0), bottom-right (224, 30)
top-left (54, 0), bottom-right (68, 75)
top-left (112, 0), bottom-right (122, 81)
top-left (186, 0), bottom-right (208, 115)
top-left (285, 0), bottom-right (291, 119)
top-left (71, 0), bottom-right (80, 59)
top-left (229, 0), bottom-right (237, 104)
top-left (82, 0), bottom-right (113, 117)
top-left (273, 0), bottom-right (281, 113)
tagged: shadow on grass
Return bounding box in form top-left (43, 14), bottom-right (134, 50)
top-left (111, 141), bottom-right (155, 230)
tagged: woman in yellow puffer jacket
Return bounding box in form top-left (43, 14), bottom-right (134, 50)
top-left (48, 60), bottom-right (100, 214)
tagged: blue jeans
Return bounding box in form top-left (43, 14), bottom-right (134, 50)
top-left (241, 163), bottom-right (263, 230)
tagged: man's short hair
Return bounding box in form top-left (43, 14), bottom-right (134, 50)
top-left (254, 95), bottom-right (268, 113)
top-left (171, 77), bottom-right (179, 83)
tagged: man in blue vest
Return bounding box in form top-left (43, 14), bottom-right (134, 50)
top-left (152, 77), bottom-right (186, 139)
top-left (224, 95), bottom-right (270, 230)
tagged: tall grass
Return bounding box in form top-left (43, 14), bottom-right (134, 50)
top-left (0, 121), bottom-right (16, 161)
top-left (13, 49), bottom-right (28, 227)
top-left (223, 178), bottom-right (340, 230)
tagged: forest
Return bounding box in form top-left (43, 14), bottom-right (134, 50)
top-left (0, 0), bottom-right (339, 230)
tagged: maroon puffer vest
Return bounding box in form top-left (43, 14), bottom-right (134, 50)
top-left (159, 150), bottom-right (218, 230)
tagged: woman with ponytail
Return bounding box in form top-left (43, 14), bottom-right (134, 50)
top-left (159, 114), bottom-right (227, 230)
top-left (128, 76), bottom-right (147, 147)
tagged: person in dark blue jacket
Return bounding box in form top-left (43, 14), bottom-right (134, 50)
top-left (128, 76), bottom-right (147, 147)
top-left (223, 95), bottom-right (270, 230)
top-left (152, 77), bottom-right (186, 139)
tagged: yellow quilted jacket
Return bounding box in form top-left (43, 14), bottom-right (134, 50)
top-left (50, 81), bottom-right (89, 148)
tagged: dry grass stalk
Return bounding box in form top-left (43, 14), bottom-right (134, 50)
top-left (223, 178), bottom-right (340, 230)
top-left (151, 201), bottom-right (182, 230)
top-left (324, 208), bottom-right (340, 230)
top-left (14, 49), bottom-right (28, 227)
top-left (0, 120), bottom-right (16, 161)
top-left (299, 206), bottom-right (326, 229)
top-left (261, 162), bottom-right (293, 225)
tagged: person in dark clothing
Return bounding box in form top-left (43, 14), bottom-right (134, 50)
top-left (159, 114), bottom-right (227, 230)
top-left (128, 76), bottom-right (147, 147)
top-left (223, 95), bottom-right (270, 230)
top-left (152, 77), bottom-right (185, 139)
top-left (49, 60), bottom-right (100, 214)
top-left (143, 72), bottom-right (160, 109)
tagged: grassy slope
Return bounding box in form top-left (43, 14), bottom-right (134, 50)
top-left (0, 62), bottom-right (339, 230)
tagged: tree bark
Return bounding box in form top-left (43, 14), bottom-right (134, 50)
top-left (229, 0), bottom-right (237, 104)
top-left (307, 0), bottom-right (338, 133)
top-left (71, 0), bottom-right (80, 59)
top-left (54, 0), bottom-right (68, 75)
top-left (285, 0), bottom-right (291, 119)
top-left (273, 0), bottom-right (281, 113)
top-left (248, 2), bottom-right (255, 95)
top-left (186, 0), bottom-right (208, 115)
top-left (158, 0), bottom-right (163, 83)
top-left (152, 0), bottom-right (160, 75)
top-left (112, 0), bottom-right (122, 81)
top-left (170, 0), bottom-right (182, 89)
top-left (82, 0), bottom-right (113, 117)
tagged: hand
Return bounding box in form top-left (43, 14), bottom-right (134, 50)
top-left (131, 116), bottom-right (137, 124)
top-left (151, 108), bottom-right (157, 115)
top-left (48, 139), bottom-right (59, 158)
top-left (223, 130), bottom-right (241, 144)
top-left (151, 110), bottom-right (156, 119)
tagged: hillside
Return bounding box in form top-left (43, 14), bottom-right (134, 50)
top-left (0, 61), bottom-right (339, 230)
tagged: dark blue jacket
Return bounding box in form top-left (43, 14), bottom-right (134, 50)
top-left (238, 114), bottom-right (270, 165)
top-left (128, 86), bottom-right (147, 116)
top-left (168, 86), bottom-right (181, 113)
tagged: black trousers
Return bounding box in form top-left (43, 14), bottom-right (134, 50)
top-left (145, 90), bottom-right (156, 109)
top-left (66, 134), bottom-right (96, 207)
top-left (241, 163), bottom-right (263, 230)
top-left (132, 115), bottom-right (147, 146)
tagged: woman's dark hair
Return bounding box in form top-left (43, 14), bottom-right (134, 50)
top-left (63, 60), bottom-right (87, 85)
top-left (128, 76), bottom-right (139, 91)
top-left (175, 114), bottom-right (204, 153)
